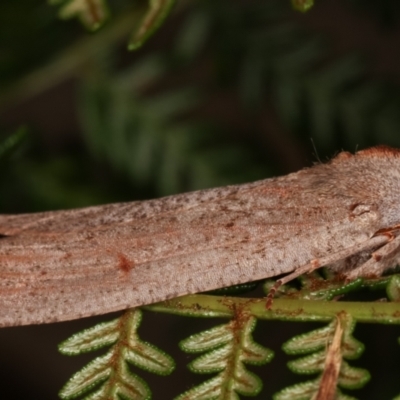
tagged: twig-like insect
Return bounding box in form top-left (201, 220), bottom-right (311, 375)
top-left (1, 146), bottom-right (400, 327)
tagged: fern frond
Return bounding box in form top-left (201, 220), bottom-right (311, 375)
top-left (263, 271), bottom-right (364, 302)
top-left (298, 275), bottom-right (364, 301)
top-left (60, 320), bottom-right (120, 356)
top-left (49, 0), bottom-right (109, 31)
top-left (274, 379), bottom-right (357, 400)
top-left (79, 55), bottom-right (269, 196)
top-left (59, 309), bottom-right (175, 400)
top-left (215, 0), bottom-right (400, 153)
top-left (48, 0), bottom-right (314, 51)
top-left (49, 0), bottom-right (178, 48)
top-left (129, 0), bottom-right (177, 50)
top-left (176, 315), bottom-right (273, 399)
top-left (275, 313), bottom-right (369, 399)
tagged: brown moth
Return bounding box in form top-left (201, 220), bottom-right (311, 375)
top-left (1, 145), bottom-right (400, 327)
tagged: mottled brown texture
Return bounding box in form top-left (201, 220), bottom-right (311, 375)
top-left (2, 146), bottom-right (400, 326)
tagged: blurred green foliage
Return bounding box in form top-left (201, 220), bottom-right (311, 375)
top-left (2, 0), bottom-right (400, 213)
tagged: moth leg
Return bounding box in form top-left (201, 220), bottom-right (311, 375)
top-left (344, 233), bottom-right (400, 280)
top-left (266, 235), bottom-right (389, 308)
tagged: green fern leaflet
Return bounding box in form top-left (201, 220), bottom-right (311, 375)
top-left (176, 315), bottom-right (273, 399)
top-left (59, 309), bottom-right (175, 400)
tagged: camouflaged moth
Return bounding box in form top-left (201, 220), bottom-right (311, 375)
top-left (1, 146), bottom-right (400, 326)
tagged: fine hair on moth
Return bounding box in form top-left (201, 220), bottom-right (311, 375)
top-left (2, 145), bottom-right (400, 327)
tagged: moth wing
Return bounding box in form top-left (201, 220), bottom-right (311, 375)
top-left (0, 168), bottom-right (382, 326)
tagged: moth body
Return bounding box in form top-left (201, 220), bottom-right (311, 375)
top-left (1, 146), bottom-right (400, 326)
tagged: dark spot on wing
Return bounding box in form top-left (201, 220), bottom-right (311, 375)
top-left (117, 254), bottom-right (134, 273)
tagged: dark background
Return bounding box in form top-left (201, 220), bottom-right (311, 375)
top-left (1, 0), bottom-right (400, 398)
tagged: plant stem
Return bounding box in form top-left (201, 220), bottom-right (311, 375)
top-left (145, 294), bottom-right (400, 324)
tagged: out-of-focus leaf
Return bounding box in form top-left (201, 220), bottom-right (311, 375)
top-left (50, 0), bottom-right (109, 31)
top-left (129, 0), bottom-right (177, 50)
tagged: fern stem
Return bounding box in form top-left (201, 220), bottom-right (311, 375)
top-left (145, 294), bottom-right (400, 324)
